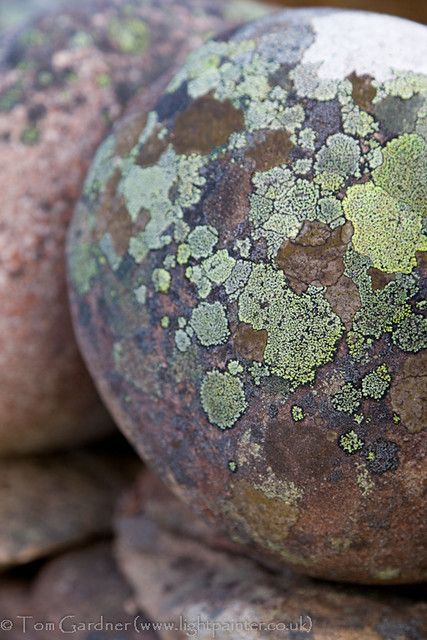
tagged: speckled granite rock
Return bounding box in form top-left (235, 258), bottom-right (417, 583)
top-left (67, 9), bottom-right (427, 584)
top-left (0, 0), bottom-right (272, 456)
top-left (115, 472), bottom-right (427, 640)
top-left (0, 448), bottom-right (137, 571)
top-left (31, 542), bottom-right (157, 639)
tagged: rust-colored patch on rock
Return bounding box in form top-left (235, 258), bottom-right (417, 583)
top-left (368, 267), bottom-right (395, 290)
top-left (326, 274), bottom-right (361, 328)
top-left (230, 479), bottom-right (299, 548)
top-left (234, 322), bottom-right (268, 361)
top-left (276, 221), bottom-right (353, 293)
top-left (348, 72), bottom-right (377, 112)
top-left (203, 159), bottom-right (252, 241)
top-left (247, 129), bottom-right (294, 171)
top-left (390, 352), bottom-right (427, 434)
top-left (172, 95), bottom-right (244, 155)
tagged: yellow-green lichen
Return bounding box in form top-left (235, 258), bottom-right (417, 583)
top-left (291, 406), bottom-right (304, 422)
top-left (332, 383), bottom-right (362, 414)
top-left (238, 264), bottom-right (343, 386)
top-left (108, 17), bottom-right (149, 54)
top-left (339, 430), bottom-right (364, 454)
top-left (361, 364), bottom-right (391, 399)
top-left (315, 133), bottom-right (361, 188)
top-left (344, 134), bottom-right (427, 273)
top-left (201, 370), bottom-right (247, 429)
top-left (187, 225), bottom-right (218, 259)
top-left (202, 249), bottom-right (236, 285)
top-left (190, 302), bottom-right (229, 347)
top-left (152, 268), bottom-right (171, 293)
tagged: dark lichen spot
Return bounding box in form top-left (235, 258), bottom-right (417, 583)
top-left (155, 82), bottom-right (190, 122)
top-left (375, 94), bottom-right (424, 138)
top-left (365, 439), bottom-right (400, 474)
top-left (172, 95), bottom-right (244, 155)
top-left (27, 103), bottom-right (47, 122)
top-left (305, 98), bottom-right (342, 148)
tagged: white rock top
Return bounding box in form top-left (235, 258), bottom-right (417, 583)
top-left (303, 11), bottom-right (427, 81)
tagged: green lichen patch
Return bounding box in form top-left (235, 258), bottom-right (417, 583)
top-left (344, 134), bottom-right (427, 274)
top-left (361, 364), bottom-right (391, 399)
top-left (332, 383), bottom-right (362, 414)
top-left (152, 268), bottom-right (171, 293)
top-left (238, 264), bottom-right (343, 386)
top-left (291, 405), bottom-right (304, 422)
top-left (190, 301), bottom-right (230, 347)
top-left (201, 370), bottom-right (247, 429)
top-left (339, 430), bottom-right (364, 454)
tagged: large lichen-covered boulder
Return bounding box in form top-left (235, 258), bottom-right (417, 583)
top-left (68, 9), bottom-right (427, 584)
top-left (0, 0), bottom-right (270, 455)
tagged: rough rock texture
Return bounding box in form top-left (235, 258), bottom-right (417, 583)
top-left (0, 0), bottom-right (271, 456)
top-left (0, 447), bottom-right (137, 570)
top-left (116, 472), bottom-right (427, 640)
top-left (68, 9), bottom-right (427, 584)
top-left (31, 542), bottom-right (157, 639)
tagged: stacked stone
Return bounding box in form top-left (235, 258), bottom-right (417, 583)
top-left (0, 1), bottom-right (426, 639)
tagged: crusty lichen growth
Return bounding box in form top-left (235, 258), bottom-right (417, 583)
top-left (201, 370), bottom-right (247, 429)
top-left (344, 134), bottom-right (427, 274)
top-left (72, 8), bottom-right (427, 472)
top-left (238, 264), bottom-right (343, 386)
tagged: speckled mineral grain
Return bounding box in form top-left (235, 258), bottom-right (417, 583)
top-left (0, 0), bottom-right (270, 455)
top-left (68, 9), bottom-right (427, 584)
top-left (116, 472), bottom-right (427, 640)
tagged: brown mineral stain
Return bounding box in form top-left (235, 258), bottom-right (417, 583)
top-left (368, 267), bottom-right (395, 290)
top-left (203, 159), bottom-right (252, 240)
top-left (138, 129), bottom-right (169, 168)
top-left (247, 129), bottom-right (294, 172)
top-left (234, 323), bottom-right (267, 361)
top-left (231, 480), bottom-right (299, 547)
top-left (390, 352), bottom-right (427, 434)
top-left (348, 72), bottom-right (377, 112)
top-left (276, 221), bottom-right (353, 293)
top-left (95, 171), bottom-right (133, 257)
top-left (172, 95), bottom-right (244, 155)
top-left (326, 275), bottom-right (361, 329)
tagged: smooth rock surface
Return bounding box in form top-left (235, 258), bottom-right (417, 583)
top-left (31, 542), bottom-right (157, 639)
top-left (0, 447), bottom-right (137, 570)
top-left (0, 0), bottom-right (271, 456)
top-left (68, 9), bottom-right (427, 584)
top-left (116, 472), bottom-right (427, 640)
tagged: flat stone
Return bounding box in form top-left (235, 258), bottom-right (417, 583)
top-left (0, 447), bottom-right (137, 571)
top-left (31, 542), bottom-right (158, 639)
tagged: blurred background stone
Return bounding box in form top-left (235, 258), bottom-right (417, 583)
top-left (0, 0), bottom-right (272, 456)
top-left (31, 542), bottom-right (158, 639)
top-left (0, 442), bottom-right (138, 571)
